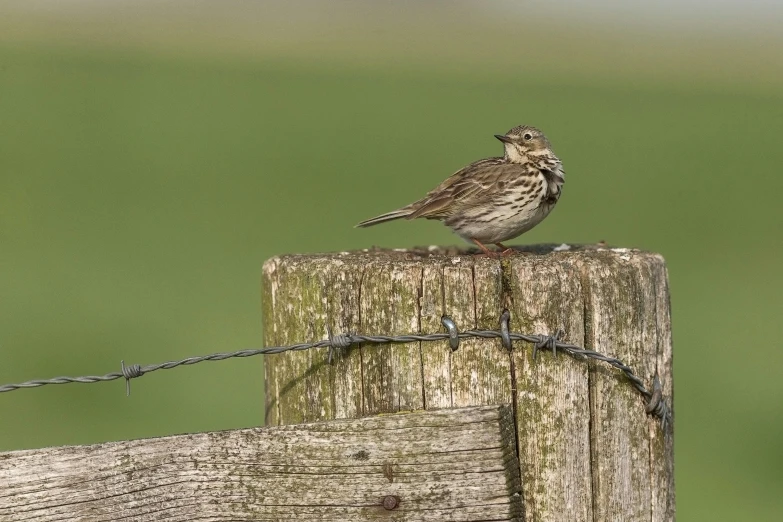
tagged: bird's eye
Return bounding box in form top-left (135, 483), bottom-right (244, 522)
top-left (523, 133), bottom-right (533, 140)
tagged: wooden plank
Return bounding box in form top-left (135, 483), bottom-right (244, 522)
top-left (448, 257), bottom-right (510, 407)
top-left (419, 255), bottom-right (509, 410)
top-left (323, 255), bottom-right (364, 421)
top-left (508, 254), bottom-right (592, 522)
top-left (262, 256), bottom-right (335, 425)
top-left (360, 258), bottom-right (424, 414)
top-left (647, 254), bottom-right (676, 521)
top-left (580, 250), bottom-right (656, 522)
top-left (0, 405), bottom-right (522, 522)
top-left (419, 258), bottom-right (451, 409)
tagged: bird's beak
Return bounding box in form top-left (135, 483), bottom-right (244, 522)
top-left (494, 134), bottom-right (513, 144)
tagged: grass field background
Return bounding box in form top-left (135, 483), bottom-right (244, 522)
top-left (1, 2), bottom-right (782, 520)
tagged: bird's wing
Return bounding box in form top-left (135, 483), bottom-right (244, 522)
top-left (407, 159), bottom-right (526, 219)
top-left (542, 168), bottom-right (565, 185)
top-left (536, 157), bottom-right (565, 202)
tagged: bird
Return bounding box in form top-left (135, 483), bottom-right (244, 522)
top-left (356, 125), bottom-right (565, 256)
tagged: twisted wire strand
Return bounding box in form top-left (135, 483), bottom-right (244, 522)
top-left (0, 318), bottom-right (671, 430)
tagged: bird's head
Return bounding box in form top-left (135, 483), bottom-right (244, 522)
top-left (494, 125), bottom-right (553, 163)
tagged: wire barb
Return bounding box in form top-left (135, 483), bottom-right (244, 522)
top-left (120, 361), bottom-right (144, 397)
top-left (326, 327), bottom-right (353, 365)
top-left (532, 328), bottom-right (565, 360)
top-left (645, 374), bottom-right (670, 431)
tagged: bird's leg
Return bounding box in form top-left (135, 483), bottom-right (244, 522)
top-left (494, 243), bottom-right (516, 256)
top-left (472, 239), bottom-right (497, 257)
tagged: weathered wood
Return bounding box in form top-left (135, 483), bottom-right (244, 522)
top-left (581, 251), bottom-right (663, 521)
top-left (420, 258), bottom-right (450, 408)
top-left (262, 245), bottom-right (675, 521)
top-left (579, 250), bottom-right (675, 521)
top-left (0, 405), bottom-right (522, 522)
top-left (262, 256), bottom-right (337, 425)
top-left (447, 258), bottom-right (509, 408)
top-left (360, 259), bottom-right (424, 414)
top-left (508, 255), bottom-right (592, 521)
top-left (650, 258), bottom-right (676, 520)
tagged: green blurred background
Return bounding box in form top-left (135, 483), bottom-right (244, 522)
top-left (1, 1), bottom-right (781, 519)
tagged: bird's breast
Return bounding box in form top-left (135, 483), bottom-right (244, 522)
top-left (445, 173), bottom-right (557, 243)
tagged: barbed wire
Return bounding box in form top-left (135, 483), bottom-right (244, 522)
top-left (0, 310), bottom-right (670, 432)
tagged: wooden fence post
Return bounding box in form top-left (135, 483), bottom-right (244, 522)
top-left (262, 245), bottom-right (674, 521)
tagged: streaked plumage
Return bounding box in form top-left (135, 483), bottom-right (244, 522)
top-left (356, 125), bottom-right (565, 255)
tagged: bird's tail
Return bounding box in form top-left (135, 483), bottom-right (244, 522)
top-left (355, 208), bottom-right (412, 228)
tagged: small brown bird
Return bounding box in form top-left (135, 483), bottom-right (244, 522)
top-left (356, 125), bottom-right (565, 255)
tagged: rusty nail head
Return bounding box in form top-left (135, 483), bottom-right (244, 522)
top-left (382, 495), bottom-right (399, 510)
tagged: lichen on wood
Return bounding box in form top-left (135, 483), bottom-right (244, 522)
top-left (0, 405), bottom-right (523, 521)
top-left (262, 244), bottom-right (675, 522)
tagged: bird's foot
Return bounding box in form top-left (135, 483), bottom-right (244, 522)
top-left (473, 251), bottom-right (502, 258)
top-left (495, 243), bottom-right (520, 256)
top-left (472, 240), bottom-right (526, 258)
top-left (471, 238), bottom-right (497, 257)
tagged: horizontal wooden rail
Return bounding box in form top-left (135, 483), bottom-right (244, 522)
top-left (0, 405), bottom-right (521, 521)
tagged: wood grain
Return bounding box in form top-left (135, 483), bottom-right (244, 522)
top-left (419, 257), bottom-right (451, 408)
top-left (0, 405), bottom-right (522, 522)
top-left (360, 258), bottom-right (424, 413)
top-left (579, 250), bottom-right (669, 521)
top-left (448, 257), bottom-right (509, 408)
top-left (262, 245), bottom-right (675, 521)
top-left (263, 255), bottom-right (334, 425)
top-left (508, 254), bottom-right (592, 522)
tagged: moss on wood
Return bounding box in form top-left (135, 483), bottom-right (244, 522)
top-left (262, 245), bottom-right (674, 522)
